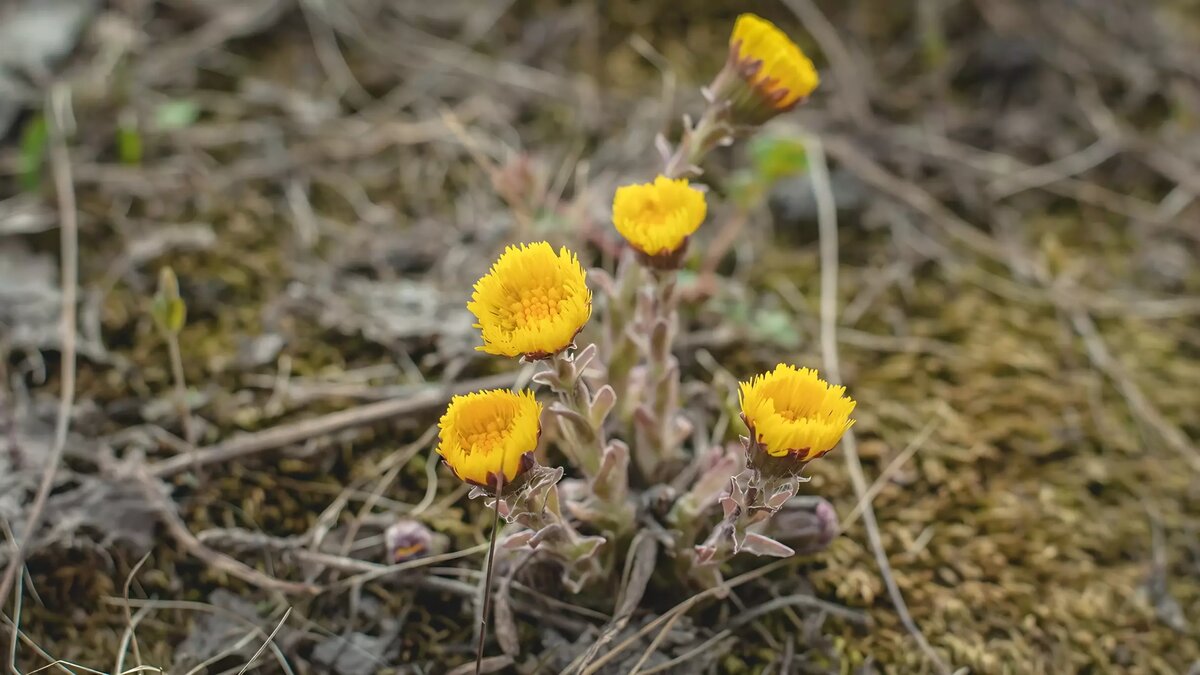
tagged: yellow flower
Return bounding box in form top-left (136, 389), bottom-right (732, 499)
top-left (437, 389), bottom-right (542, 489)
top-left (468, 242), bottom-right (592, 359)
top-left (739, 364), bottom-right (855, 463)
top-left (717, 14), bottom-right (819, 123)
top-left (612, 176), bottom-right (707, 267)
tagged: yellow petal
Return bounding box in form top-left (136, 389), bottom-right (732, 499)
top-left (739, 364), bottom-right (855, 460)
top-left (436, 389), bottom-right (542, 487)
top-left (468, 242), bottom-right (592, 359)
top-left (612, 176), bottom-right (707, 257)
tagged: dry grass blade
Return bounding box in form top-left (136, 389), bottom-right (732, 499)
top-left (839, 413), bottom-right (942, 531)
top-left (637, 631), bottom-right (733, 675)
top-left (236, 606), bottom-right (292, 675)
top-left (806, 132), bottom-right (951, 674)
top-left (113, 552), bottom-right (154, 675)
top-left (113, 604), bottom-right (155, 675)
top-left (101, 598), bottom-right (294, 675)
top-left (580, 558), bottom-right (791, 675)
top-left (0, 85), bottom-right (79, 616)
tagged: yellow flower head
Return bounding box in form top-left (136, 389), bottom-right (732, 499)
top-left (739, 364), bottom-right (855, 463)
top-left (437, 389), bottom-right (542, 489)
top-left (612, 176), bottom-right (707, 266)
top-left (468, 242), bottom-right (592, 359)
top-left (724, 14), bottom-right (819, 118)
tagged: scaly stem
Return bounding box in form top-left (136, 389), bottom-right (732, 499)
top-left (663, 102), bottom-right (731, 179)
top-left (632, 271), bottom-right (687, 482)
top-left (603, 253), bottom-right (643, 417)
top-left (546, 350), bottom-right (604, 476)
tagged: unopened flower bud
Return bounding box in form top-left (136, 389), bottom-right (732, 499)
top-left (612, 176), bottom-right (707, 270)
top-left (708, 14), bottom-right (820, 126)
top-left (151, 266), bottom-right (187, 335)
top-left (385, 519), bottom-right (434, 563)
top-left (762, 496), bottom-right (839, 554)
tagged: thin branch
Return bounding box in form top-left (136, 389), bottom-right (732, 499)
top-left (135, 472), bottom-right (319, 596)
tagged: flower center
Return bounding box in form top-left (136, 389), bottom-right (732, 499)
top-left (762, 381), bottom-right (825, 423)
top-left (460, 418), bottom-right (509, 457)
top-left (498, 284), bottom-right (566, 332)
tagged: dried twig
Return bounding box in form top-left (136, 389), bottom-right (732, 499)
top-left (134, 471), bottom-right (319, 596)
top-left (148, 371), bottom-right (519, 478)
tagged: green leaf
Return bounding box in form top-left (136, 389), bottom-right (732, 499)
top-left (18, 114), bottom-right (49, 192)
top-left (153, 100), bottom-right (200, 131)
top-left (749, 135), bottom-right (809, 185)
top-left (750, 308), bottom-right (802, 349)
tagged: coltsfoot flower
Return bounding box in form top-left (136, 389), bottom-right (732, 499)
top-left (739, 364), bottom-right (855, 475)
top-left (468, 242), bottom-right (592, 359)
top-left (612, 176), bottom-right (707, 269)
top-left (711, 13), bottom-right (820, 124)
top-left (437, 389), bottom-right (542, 491)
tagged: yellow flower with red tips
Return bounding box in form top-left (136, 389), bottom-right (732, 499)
top-left (612, 176), bottom-right (707, 268)
top-left (739, 364), bottom-right (855, 464)
top-left (437, 389), bottom-right (542, 489)
top-left (468, 242), bottom-right (592, 359)
top-left (717, 14), bottom-right (819, 123)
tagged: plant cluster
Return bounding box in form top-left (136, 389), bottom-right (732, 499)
top-left (433, 13), bottom-right (856, 662)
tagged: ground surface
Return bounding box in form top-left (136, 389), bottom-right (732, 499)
top-left (1, 0), bottom-right (1199, 673)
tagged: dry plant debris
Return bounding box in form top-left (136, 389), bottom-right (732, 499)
top-left (0, 0), bottom-right (1197, 673)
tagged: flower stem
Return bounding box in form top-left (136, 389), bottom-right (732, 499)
top-left (476, 475), bottom-right (505, 675)
top-left (166, 333), bottom-right (196, 448)
top-left (663, 102), bottom-right (730, 179)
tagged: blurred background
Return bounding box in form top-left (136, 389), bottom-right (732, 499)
top-left (1, 0), bottom-right (1198, 672)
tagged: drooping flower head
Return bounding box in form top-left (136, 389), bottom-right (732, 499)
top-left (712, 14), bottom-right (819, 124)
top-left (437, 389), bottom-right (542, 491)
top-left (739, 364), bottom-right (855, 474)
top-left (468, 242), bottom-right (592, 359)
top-left (612, 176), bottom-right (707, 269)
